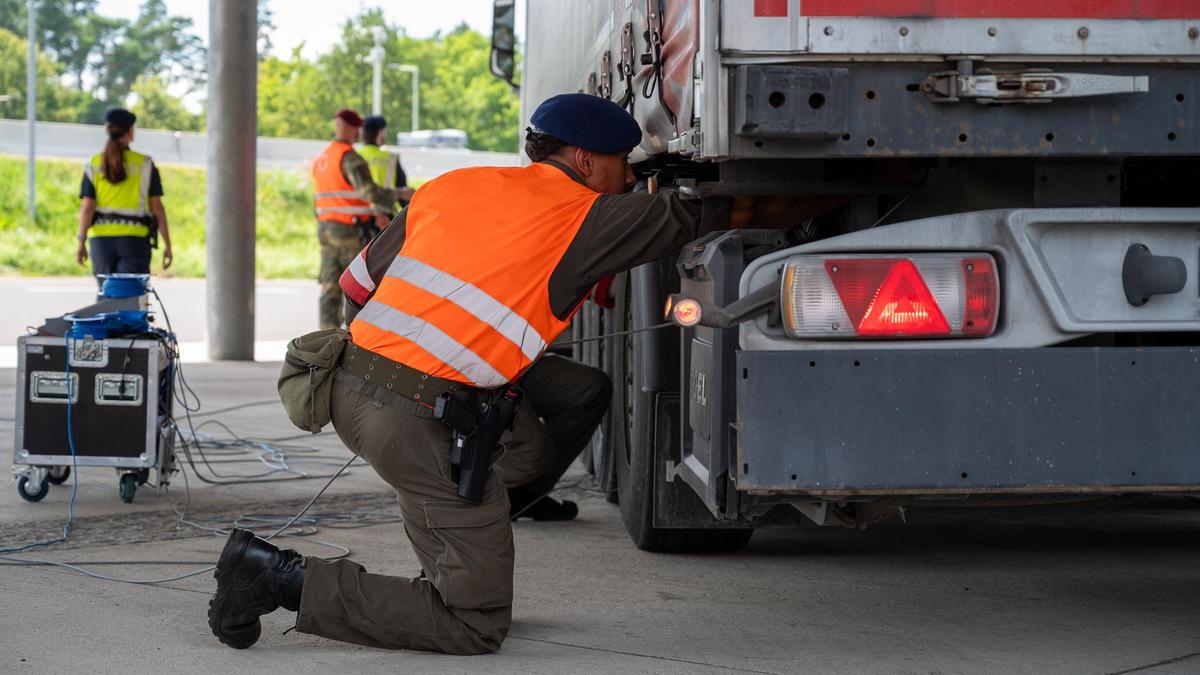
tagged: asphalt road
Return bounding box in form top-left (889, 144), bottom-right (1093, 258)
top-left (2, 279), bottom-right (1199, 673)
top-left (0, 120), bottom-right (520, 173)
top-left (1, 276), bottom-right (318, 367)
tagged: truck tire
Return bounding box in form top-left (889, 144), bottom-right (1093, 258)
top-left (611, 271), bottom-right (753, 554)
top-left (615, 424), bottom-right (753, 553)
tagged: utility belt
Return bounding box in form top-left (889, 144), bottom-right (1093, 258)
top-left (91, 213), bottom-right (158, 247)
top-left (338, 343), bottom-right (482, 406)
top-left (336, 343), bottom-right (521, 501)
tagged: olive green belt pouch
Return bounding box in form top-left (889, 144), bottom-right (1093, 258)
top-left (278, 328), bottom-right (349, 433)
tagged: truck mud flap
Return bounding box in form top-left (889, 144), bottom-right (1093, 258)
top-left (736, 347), bottom-right (1200, 495)
top-left (653, 392), bottom-right (747, 529)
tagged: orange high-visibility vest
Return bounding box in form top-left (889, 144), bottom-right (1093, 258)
top-left (312, 141), bottom-right (372, 225)
top-left (349, 162), bottom-right (602, 388)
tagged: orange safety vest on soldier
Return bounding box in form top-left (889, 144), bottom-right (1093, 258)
top-left (311, 141), bottom-right (373, 225)
top-left (349, 162), bottom-right (602, 388)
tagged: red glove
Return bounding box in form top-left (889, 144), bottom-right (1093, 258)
top-left (591, 274), bottom-right (616, 309)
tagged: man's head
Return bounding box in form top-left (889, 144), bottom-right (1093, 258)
top-left (363, 115), bottom-right (388, 146)
top-left (333, 108), bottom-right (364, 142)
top-left (526, 93), bottom-right (642, 195)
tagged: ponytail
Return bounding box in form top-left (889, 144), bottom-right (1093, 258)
top-left (102, 123), bottom-right (130, 183)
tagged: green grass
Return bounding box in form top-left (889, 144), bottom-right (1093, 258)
top-left (0, 155), bottom-right (321, 278)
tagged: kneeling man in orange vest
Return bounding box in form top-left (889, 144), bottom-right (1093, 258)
top-left (208, 94), bottom-right (738, 654)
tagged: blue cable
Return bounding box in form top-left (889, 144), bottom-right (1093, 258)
top-left (0, 341), bottom-right (81, 554)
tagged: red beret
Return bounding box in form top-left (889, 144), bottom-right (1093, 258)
top-left (335, 109), bottom-right (364, 127)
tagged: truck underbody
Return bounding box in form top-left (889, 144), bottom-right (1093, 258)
top-left (516, 0), bottom-right (1200, 551)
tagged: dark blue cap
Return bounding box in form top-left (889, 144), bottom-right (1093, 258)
top-left (529, 93), bottom-right (641, 154)
top-left (104, 107), bottom-right (136, 128)
top-left (363, 115), bottom-right (387, 138)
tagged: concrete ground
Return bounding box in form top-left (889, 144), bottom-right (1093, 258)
top-left (2, 278), bottom-right (1200, 673)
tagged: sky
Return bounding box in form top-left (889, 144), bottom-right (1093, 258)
top-left (95, 0), bottom-right (517, 59)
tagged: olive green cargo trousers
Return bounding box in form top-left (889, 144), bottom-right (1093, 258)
top-left (295, 353), bottom-right (610, 654)
top-left (496, 354), bottom-right (613, 495)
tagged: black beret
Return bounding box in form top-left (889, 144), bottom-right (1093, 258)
top-left (105, 107), bottom-right (136, 128)
top-left (530, 93), bottom-right (641, 154)
top-left (363, 115), bottom-right (387, 138)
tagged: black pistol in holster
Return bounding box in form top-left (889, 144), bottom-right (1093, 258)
top-left (434, 386), bottom-right (523, 502)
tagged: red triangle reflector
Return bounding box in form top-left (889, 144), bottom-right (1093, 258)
top-left (828, 259), bottom-right (951, 336)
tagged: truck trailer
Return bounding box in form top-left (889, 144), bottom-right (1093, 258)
top-left (490, 0), bottom-right (1200, 552)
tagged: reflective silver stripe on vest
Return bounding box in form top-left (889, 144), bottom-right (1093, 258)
top-left (387, 256), bottom-right (546, 363)
top-left (137, 155), bottom-right (152, 212)
top-left (346, 252), bottom-right (375, 293)
top-left (357, 302), bottom-right (507, 388)
top-left (314, 190), bottom-right (363, 199)
top-left (94, 206), bottom-right (151, 217)
top-left (316, 206), bottom-right (375, 215)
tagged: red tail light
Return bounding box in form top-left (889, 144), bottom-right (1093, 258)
top-left (781, 253), bottom-right (1000, 339)
top-left (962, 258), bottom-right (998, 336)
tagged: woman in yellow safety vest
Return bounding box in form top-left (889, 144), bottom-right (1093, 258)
top-left (75, 108), bottom-right (173, 282)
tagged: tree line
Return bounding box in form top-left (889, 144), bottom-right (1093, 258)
top-left (0, 3), bottom-right (520, 152)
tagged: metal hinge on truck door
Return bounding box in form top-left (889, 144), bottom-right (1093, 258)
top-left (618, 22), bottom-right (636, 111)
top-left (600, 51), bottom-right (612, 99)
top-left (922, 69), bottom-right (1149, 104)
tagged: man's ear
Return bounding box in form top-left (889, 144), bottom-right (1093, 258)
top-left (572, 147), bottom-right (595, 178)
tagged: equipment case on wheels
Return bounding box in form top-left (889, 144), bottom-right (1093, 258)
top-left (13, 335), bottom-right (176, 503)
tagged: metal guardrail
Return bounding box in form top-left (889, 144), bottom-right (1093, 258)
top-left (0, 119), bottom-right (520, 177)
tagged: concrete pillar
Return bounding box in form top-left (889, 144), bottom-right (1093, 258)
top-left (206, 0), bottom-right (256, 360)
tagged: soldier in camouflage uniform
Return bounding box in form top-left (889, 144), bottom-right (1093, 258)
top-left (312, 109), bottom-right (403, 329)
top-left (317, 225), bottom-right (366, 330)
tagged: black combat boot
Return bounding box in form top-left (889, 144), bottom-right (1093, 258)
top-left (208, 528), bottom-right (306, 649)
top-left (509, 488), bottom-right (579, 521)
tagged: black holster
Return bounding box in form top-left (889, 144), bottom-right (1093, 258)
top-left (434, 386), bottom-right (523, 501)
top-left (148, 215), bottom-right (159, 249)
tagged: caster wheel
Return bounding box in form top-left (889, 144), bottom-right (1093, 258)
top-left (119, 473), bottom-right (137, 503)
top-left (18, 476), bottom-right (50, 503)
top-left (47, 466), bottom-right (71, 485)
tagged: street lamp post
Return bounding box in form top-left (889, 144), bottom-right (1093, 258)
top-left (364, 27), bottom-right (386, 115)
top-left (392, 64), bottom-right (419, 132)
top-left (361, 28), bottom-right (420, 132)
top-left (26, 0), bottom-right (37, 221)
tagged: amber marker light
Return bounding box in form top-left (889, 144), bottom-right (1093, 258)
top-left (671, 298), bottom-right (703, 327)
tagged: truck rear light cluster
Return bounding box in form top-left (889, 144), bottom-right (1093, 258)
top-left (780, 254), bottom-right (999, 338)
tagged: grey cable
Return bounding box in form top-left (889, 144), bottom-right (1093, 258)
top-left (555, 321), bottom-right (673, 348)
top-left (868, 168), bottom-right (932, 229)
top-left (0, 455), bottom-right (363, 585)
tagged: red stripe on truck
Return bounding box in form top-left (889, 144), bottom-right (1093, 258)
top-left (797, 0), bottom-right (1197, 18)
top-left (754, 0), bottom-right (790, 16)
